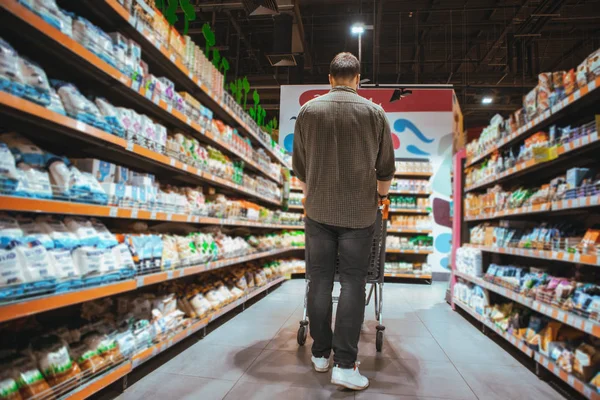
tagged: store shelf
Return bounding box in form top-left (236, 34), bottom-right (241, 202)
top-left (0, 195), bottom-right (302, 229)
top-left (386, 227), bottom-right (432, 234)
top-left (386, 249), bottom-right (433, 254)
top-left (466, 196), bottom-right (600, 221)
top-left (389, 208), bottom-right (430, 214)
top-left (455, 271), bottom-right (600, 338)
top-left (63, 276), bottom-right (286, 399)
top-left (384, 272), bottom-right (432, 279)
top-left (465, 244), bottom-right (600, 266)
top-left (0, 1), bottom-right (283, 185)
top-left (289, 205), bottom-right (304, 210)
top-left (465, 76), bottom-right (600, 168)
top-left (453, 298), bottom-right (534, 357)
top-left (534, 352), bottom-right (600, 400)
top-left (0, 248), bottom-right (301, 324)
top-left (290, 186), bottom-right (303, 192)
top-left (465, 129), bottom-right (600, 192)
top-left (455, 298), bottom-right (600, 399)
top-left (132, 276), bottom-right (285, 368)
top-left (389, 190), bottom-right (431, 196)
top-left (394, 172), bottom-right (433, 177)
top-left (65, 362), bottom-right (132, 400)
top-left (82, 0), bottom-right (290, 169)
top-left (0, 92), bottom-right (282, 206)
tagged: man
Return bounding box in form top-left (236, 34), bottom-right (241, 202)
top-left (292, 52), bottom-right (395, 390)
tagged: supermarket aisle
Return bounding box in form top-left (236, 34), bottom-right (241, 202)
top-left (115, 280), bottom-right (564, 400)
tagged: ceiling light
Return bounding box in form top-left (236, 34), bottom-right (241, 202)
top-left (482, 97), bottom-right (493, 104)
top-left (351, 24), bottom-right (365, 35)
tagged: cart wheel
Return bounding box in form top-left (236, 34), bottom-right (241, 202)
top-left (376, 330), bottom-right (384, 352)
top-left (297, 325), bottom-right (308, 346)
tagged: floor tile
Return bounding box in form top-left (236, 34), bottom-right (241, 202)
top-left (435, 337), bottom-right (521, 366)
top-left (356, 394), bottom-right (456, 400)
top-left (454, 362), bottom-right (565, 400)
top-left (224, 382), bottom-right (355, 400)
top-left (158, 343), bottom-right (262, 381)
top-left (357, 357), bottom-right (477, 399)
top-left (358, 335), bottom-right (449, 362)
top-left (115, 371), bottom-right (235, 400)
top-left (362, 317), bottom-right (433, 338)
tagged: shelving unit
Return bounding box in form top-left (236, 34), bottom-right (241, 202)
top-left (453, 51), bottom-right (600, 398)
top-left (0, 2), bottom-right (301, 399)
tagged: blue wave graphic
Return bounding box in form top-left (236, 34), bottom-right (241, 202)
top-left (290, 116), bottom-right (297, 120)
top-left (393, 119), bottom-right (434, 144)
top-left (406, 145), bottom-right (430, 156)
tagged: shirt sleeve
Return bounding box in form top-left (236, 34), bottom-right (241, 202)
top-left (375, 110), bottom-right (396, 181)
top-left (292, 106), bottom-right (306, 183)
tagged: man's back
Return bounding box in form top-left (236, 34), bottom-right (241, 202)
top-left (293, 86), bottom-right (395, 228)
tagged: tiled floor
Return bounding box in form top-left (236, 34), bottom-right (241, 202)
top-left (115, 280), bottom-right (565, 400)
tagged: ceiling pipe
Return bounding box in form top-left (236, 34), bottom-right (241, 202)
top-left (224, 10), bottom-right (264, 73)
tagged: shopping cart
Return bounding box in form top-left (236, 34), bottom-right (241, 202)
top-left (297, 200), bottom-right (390, 352)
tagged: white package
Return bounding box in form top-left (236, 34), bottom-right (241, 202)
top-left (90, 219), bottom-right (118, 248)
top-left (0, 142), bottom-right (18, 181)
top-left (72, 246), bottom-right (103, 277)
top-left (36, 216), bottom-right (80, 249)
top-left (112, 243), bottom-right (135, 271)
top-left (48, 248), bottom-right (80, 280)
top-left (0, 214), bottom-right (23, 248)
top-left (0, 245), bottom-right (27, 287)
top-left (16, 241), bottom-right (57, 283)
top-left (65, 217), bottom-right (99, 247)
top-left (18, 218), bottom-right (54, 249)
top-left (72, 159), bottom-right (116, 183)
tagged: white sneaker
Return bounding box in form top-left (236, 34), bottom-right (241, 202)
top-left (311, 356), bottom-right (330, 372)
top-left (331, 362), bottom-right (369, 391)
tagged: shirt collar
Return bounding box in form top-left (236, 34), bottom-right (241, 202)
top-left (330, 86), bottom-right (357, 94)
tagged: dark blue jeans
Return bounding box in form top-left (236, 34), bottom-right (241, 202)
top-left (305, 217), bottom-right (375, 368)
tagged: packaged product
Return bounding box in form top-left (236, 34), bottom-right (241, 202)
top-left (65, 218), bottom-right (99, 247)
top-left (0, 142), bottom-right (18, 189)
top-left (0, 368), bottom-right (22, 400)
top-left (47, 88), bottom-right (66, 115)
top-left (94, 98), bottom-right (126, 137)
top-left (67, 167), bottom-right (108, 204)
top-left (99, 248), bottom-right (119, 276)
top-left (53, 81), bottom-right (107, 130)
top-left (72, 246), bottom-right (103, 278)
top-left (90, 219), bottom-right (118, 249)
top-left (524, 87), bottom-right (537, 120)
top-left (31, 335), bottom-right (81, 389)
top-left (18, 58), bottom-right (51, 106)
top-left (112, 243), bottom-right (136, 275)
top-left (564, 69), bottom-right (576, 95)
top-left (16, 241), bottom-right (57, 286)
top-left (81, 332), bottom-right (121, 364)
top-left (576, 61), bottom-right (589, 89)
top-left (11, 356), bottom-right (52, 399)
top-left (1, 133), bottom-right (46, 167)
top-left (18, 218), bottom-right (54, 249)
top-left (552, 71), bottom-right (565, 98)
top-left (47, 157), bottom-right (71, 199)
top-left (588, 48), bottom-right (600, 77)
top-left (16, 166), bottom-right (52, 200)
top-left (72, 17), bottom-right (116, 68)
top-left (48, 248), bottom-right (81, 286)
top-left (70, 341), bottom-right (106, 374)
top-left (36, 216), bottom-right (79, 250)
top-left (0, 215), bottom-right (23, 248)
top-left (537, 73), bottom-right (552, 113)
top-left (0, 38), bottom-right (25, 94)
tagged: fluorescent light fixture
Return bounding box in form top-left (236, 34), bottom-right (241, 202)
top-left (351, 24), bottom-right (365, 34)
top-left (482, 97), bottom-right (493, 104)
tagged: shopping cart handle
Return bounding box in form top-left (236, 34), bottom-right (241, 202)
top-left (379, 198), bottom-right (390, 220)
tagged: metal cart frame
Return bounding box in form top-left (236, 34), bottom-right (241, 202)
top-left (297, 201), bottom-right (390, 352)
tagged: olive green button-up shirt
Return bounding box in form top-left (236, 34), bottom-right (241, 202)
top-left (292, 86), bottom-right (396, 228)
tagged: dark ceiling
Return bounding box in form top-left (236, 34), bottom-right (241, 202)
top-left (181, 0), bottom-right (600, 128)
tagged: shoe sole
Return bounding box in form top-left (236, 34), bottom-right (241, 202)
top-left (312, 363), bottom-right (329, 373)
top-left (331, 378), bottom-right (370, 391)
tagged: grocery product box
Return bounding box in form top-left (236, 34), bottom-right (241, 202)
top-left (72, 159), bottom-right (116, 183)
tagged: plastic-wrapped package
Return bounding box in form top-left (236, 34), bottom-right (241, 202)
top-left (53, 81), bottom-right (108, 130)
top-left (18, 58), bottom-right (51, 106)
top-left (47, 157), bottom-right (71, 199)
top-left (0, 143), bottom-right (18, 195)
top-left (70, 341), bottom-right (107, 374)
top-left (11, 356), bottom-right (52, 399)
top-left (72, 17), bottom-right (116, 68)
top-left (0, 38), bottom-right (25, 97)
top-left (48, 248), bottom-right (81, 286)
top-left (99, 248), bottom-right (119, 278)
top-left (36, 216), bottom-right (80, 249)
top-left (72, 246), bottom-right (103, 278)
top-left (89, 219), bottom-right (118, 249)
top-left (16, 241), bottom-right (57, 288)
top-left (1, 132), bottom-right (46, 167)
top-left (0, 215), bottom-right (23, 248)
top-left (0, 243), bottom-right (28, 299)
top-left (24, 0), bottom-right (66, 33)
top-left (68, 167), bottom-right (108, 205)
top-left (17, 166), bottom-right (52, 200)
top-left (65, 217), bottom-right (99, 247)
top-left (18, 218), bottom-right (54, 250)
top-left (31, 335), bottom-right (81, 390)
top-left (47, 87), bottom-right (66, 115)
top-left (95, 98), bottom-right (125, 137)
top-left (112, 243), bottom-right (136, 277)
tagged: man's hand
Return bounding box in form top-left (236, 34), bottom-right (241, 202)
top-left (377, 179), bottom-right (392, 198)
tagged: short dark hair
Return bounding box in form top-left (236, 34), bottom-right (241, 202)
top-left (330, 52), bottom-right (360, 80)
